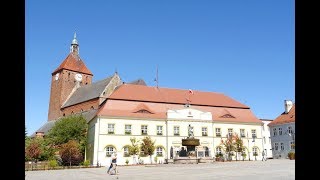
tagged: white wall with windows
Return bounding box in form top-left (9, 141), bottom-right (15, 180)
top-left (212, 122), bottom-right (263, 161)
top-left (87, 108), bottom-right (264, 166)
top-left (260, 119), bottom-right (273, 159)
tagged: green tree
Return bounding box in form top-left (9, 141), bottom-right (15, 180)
top-left (25, 138), bottom-right (42, 163)
top-left (220, 134), bottom-right (236, 161)
top-left (25, 137), bottom-right (56, 162)
top-left (47, 115), bottom-right (88, 155)
top-left (59, 140), bottom-right (83, 166)
top-left (233, 133), bottom-right (244, 161)
top-left (128, 137), bottom-right (140, 164)
top-left (140, 136), bottom-right (156, 164)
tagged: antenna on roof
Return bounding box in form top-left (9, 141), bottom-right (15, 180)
top-left (154, 65), bottom-right (159, 88)
top-left (115, 67), bottom-right (118, 74)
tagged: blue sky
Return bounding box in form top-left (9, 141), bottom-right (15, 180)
top-left (26, 0), bottom-right (295, 135)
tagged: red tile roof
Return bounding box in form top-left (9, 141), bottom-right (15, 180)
top-left (96, 84), bottom-right (261, 124)
top-left (132, 103), bottom-right (155, 114)
top-left (97, 100), bottom-right (261, 123)
top-left (268, 104), bottom-right (295, 126)
top-left (108, 84), bottom-right (249, 108)
top-left (52, 53), bottom-right (93, 75)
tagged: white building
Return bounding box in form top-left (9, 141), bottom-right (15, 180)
top-left (260, 119), bottom-right (273, 159)
top-left (86, 84), bottom-right (264, 166)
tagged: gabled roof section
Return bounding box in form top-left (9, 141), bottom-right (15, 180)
top-left (268, 104), bottom-right (295, 126)
top-left (108, 84), bottom-right (249, 108)
top-left (132, 103), bottom-right (155, 114)
top-left (52, 53), bottom-right (93, 75)
top-left (127, 79), bottom-right (147, 86)
top-left (62, 75), bottom-right (114, 108)
top-left (219, 109), bottom-right (235, 118)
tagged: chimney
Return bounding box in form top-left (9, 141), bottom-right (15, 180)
top-left (284, 100), bottom-right (293, 113)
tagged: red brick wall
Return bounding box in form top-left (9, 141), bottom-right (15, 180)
top-left (48, 69), bottom-right (93, 121)
top-left (61, 98), bottom-right (99, 117)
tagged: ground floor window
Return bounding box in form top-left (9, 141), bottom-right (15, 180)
top-left (106, 146), bottom-right (115, 156)
top-left (156, 147), bottom-right (163, 156)
top-left (216, 146), bottom-right (222, 155)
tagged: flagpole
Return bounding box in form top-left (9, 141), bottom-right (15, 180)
top-left (156, 65), bottom-right (158, 88)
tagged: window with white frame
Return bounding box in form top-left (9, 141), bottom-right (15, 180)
top-left (106, 146), bottom-right (115, 156)
top-left (240, 129), bottom-right (245, 137)
top-left (156, 147), bottom-right (163, 156)
top-left (141, 125), bottom-right (148, 135)
top-left (290, 141), bottom-right (295, 150)
top-left (123, 146), bottom-right (129, 157)
top-left (174, 126), bottom-right (180, 136)
top-left (262, 125), bottom-right (265, 131)
top-left (228, 128), bottom-right (233, 137)
top-left (216, 146), bottom-right (222, 155)
top-left (273, 128), bottom-right (277, 136)
top-left (216, 128), bottom-right (221, 137)
top-left (279, 127), bottom-right (282, 135)
top-left (269, 137), bottom-right (271, 144)
top-left (108, 124), bottom-right (115, 134)
top-left (275, 142), bottom-right (279, 151)
top-left (251, 129), bottom-right (256, 138)
top-left (288, 126), bottom-right (293, 134)
top-left (125, 124), bottom-right (131, 135)
top-left (263, 137), bottom-right (266, 144)
top-left (252, 147), bottom-right (258, 156)
top-left (157, 126), bottom-right (163, 135)
top-left (280, 142), bottom-right (284, 151)
top-left (202, 127), bottom-right (208, 136)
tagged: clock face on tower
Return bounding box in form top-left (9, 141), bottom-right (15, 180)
top-left (75, 73), bottom-right (83, 82)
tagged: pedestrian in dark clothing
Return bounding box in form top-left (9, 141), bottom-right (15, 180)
top-left (262, 150), bottom-right (267, 161)
top-left (107, 152), bottom-right (117, 174)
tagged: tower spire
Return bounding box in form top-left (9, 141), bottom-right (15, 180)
top-left (70, 32), bottom-right (79, 55)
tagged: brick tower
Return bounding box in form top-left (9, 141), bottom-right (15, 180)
top-left (47, 33), bottom-right (93, 121)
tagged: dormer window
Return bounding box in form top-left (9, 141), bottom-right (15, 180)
top-left (220, 114), bottom-right (235, 118)
top-left (136, 109), bottom-right (152, 114)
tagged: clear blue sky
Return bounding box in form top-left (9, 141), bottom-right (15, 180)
top-left (26, 0), bottom-right (295, 135)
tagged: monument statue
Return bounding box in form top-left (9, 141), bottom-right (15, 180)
top-left (188, 124), bottom-right (194, 138)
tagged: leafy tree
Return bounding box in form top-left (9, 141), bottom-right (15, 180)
top-left (220, 134), bottom-right (236, 161)
top-left (25, 138), bottom-right (42, 162)
top-left (59, 140), bottom-right (83, 166)
top-left (47, 115), bottom-right (88, 155)
top-left (140, 136), bottom-right (156, 164)
top-left (233, 133), bottom-right (244, 161)
top-left (128, 137), bottom-right (140, 164)
top-left (25, 137), bottom-right (56, 162)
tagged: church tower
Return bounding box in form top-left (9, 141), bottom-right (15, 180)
top-left (48, 33), bottom-right (93, 121)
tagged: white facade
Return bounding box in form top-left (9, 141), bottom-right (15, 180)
top-left (260, 119), bottom-right (273, 159)
top-left (87, 107), bottom-right (264, 166)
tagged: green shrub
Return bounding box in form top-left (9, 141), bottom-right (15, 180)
top-left (48, 160), bottom-right (58, 169)
top-left (125, 159), bottom-right (129, 165)
top-left (83, 160), bottom-right (90, 167)
top-left (288, 152), bottom-right (295, 159)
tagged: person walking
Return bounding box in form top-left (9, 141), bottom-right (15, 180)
top-left (107, 152), bottom-right (118, 174)
top-left (262, 150), bottom-right (267, 161)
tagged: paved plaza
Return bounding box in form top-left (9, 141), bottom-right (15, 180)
top-left (25, 159), bottom-right (295, 180)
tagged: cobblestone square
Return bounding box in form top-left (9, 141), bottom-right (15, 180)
top-left (25, 159), bottom-right (295, 180)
